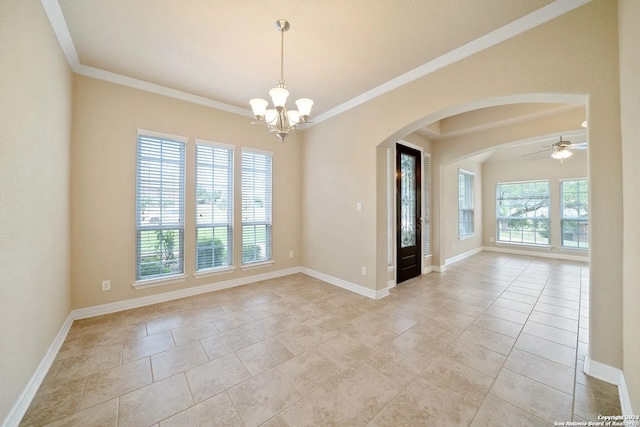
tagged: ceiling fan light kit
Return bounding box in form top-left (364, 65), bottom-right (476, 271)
top-left (249, 19), bottom-right (314, 142)
top-left (550, 148), bottom-right (573, 160)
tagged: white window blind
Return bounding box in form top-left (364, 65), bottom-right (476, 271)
top-left (561, 179), bottom-right (589, 249)
top-left (241, 150), bottom-right (272, 264)
top-left (196, 142), bottom-right (233, 270)
top-left (423, 155), bottom-right (431, 256)
top-left (458, 170), bottom-right (474, 237)
top-left (136, 132), bottom-right (186, 280)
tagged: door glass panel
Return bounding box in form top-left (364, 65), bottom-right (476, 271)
top-left (400, 153), bottom-right (416, 248)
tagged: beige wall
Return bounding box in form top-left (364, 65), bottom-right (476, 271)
top-left (0, 1), bottom-right (72, 421)
top-left (70, 75), bottom-right (303, 308)
top-left (482, 151), bottom-right (588, 258)
top-left (302, 111), bottom-right (379, 290)
top-left (442, 159), bottom-right (483, 262)
top-left (303, 0), bottom-right (623, 368)
top-left (620, 0), bottom-right (640, 413)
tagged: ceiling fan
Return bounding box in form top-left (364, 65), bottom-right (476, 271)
top-left (522, 136), bottom-right (587, 164)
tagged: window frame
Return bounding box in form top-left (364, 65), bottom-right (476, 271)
top-left (560, 178), bottom-right (589, 249)
top-left (423, 154), bottom-right (431, 256)
top-left (241, 149), bottom-right (273, 266)
top-left (135, 130), bottom-right (187, 284)
top-left (458, 169), bottom-right (475, 238)
top-left (495, 180), bottom-right (550, 246)
top-left (195, 140), bottom-right (235, 272)
top-left (387, 147), bottom-right (394, 267)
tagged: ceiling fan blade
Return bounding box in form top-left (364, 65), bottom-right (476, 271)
top-left (521, 148), bottom-right (550, 157)
top-left (569, 142), bottom-right (588, 150)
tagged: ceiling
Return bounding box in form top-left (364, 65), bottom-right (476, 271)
top-left (46, 1), bottom-right (590, 122)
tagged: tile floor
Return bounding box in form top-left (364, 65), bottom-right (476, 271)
top-left (20, 252), bottom-right (622, 426)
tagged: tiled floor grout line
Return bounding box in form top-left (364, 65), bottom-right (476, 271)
top-left (226, 389), bottom-right (248, 427)
top-left (569, 264), bottom-right (586, 421)
top-left (23, 256), bottom-right (618, 426)
top-left (466, 257), bottom-right (550, 425)
top-left (473, 258), bottom-right (587, 422)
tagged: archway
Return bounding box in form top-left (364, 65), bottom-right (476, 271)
top-left (376, 94), bottom-right (587, 280)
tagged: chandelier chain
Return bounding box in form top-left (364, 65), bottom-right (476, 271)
top-left (279, 27), bottom-right (285, 86)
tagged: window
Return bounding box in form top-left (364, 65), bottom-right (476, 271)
top-left (241, 150), bottom-right (272, 264)
top-left (496, 181), bottom-right (550, 245)
top-left (458, 170), bottom-right (474, 237)
top-left (423, 155), bottom-right (431, 256)
top-left (561, 179), bottom-right (589, 249)
top-left (195, 142), bottom-right (233, 270)
top-left (136, 131), bottom-right (186, 280)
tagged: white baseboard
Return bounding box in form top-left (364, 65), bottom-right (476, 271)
top-left (2, 314), bottom-right (74, 427)
top-left (387, 280), bottom-right (396, 289)
top-left (483, 245), bottom-right (588, 262)
top-left (422, 265), bottom-right (434, 275)
top-left (445, 247), bottom-right (483, 266)
top-left (584, 355), bottom-right (623, 384)
top-left (3, 264), bottom-right (427, 426)
top-left (434, 265), bottom-right (447, 272)
top-left (583, 355), bottom-right (634, 416)
top-left (619, 374), bottom-right (635, 416)
top-left (72, 267), bottom-right (303, 319)
top-left (3, 266), bottom-right (304, 426)
top-left (302, 268), bottom-right (389, 299)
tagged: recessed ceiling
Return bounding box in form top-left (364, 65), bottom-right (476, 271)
top-left (46, 0), bottom-right (589, 122)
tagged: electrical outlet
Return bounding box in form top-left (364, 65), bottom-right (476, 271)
top-left (289, 251), bottom-right (294, 258)
top-left (101, 280), bottom-right (111, 291)
top-left (361, 267), bottom-right (367, 276)
top-left (356, 202), bottom-right (362, 212)
top-left (489, 237), bottom-right (494, 242)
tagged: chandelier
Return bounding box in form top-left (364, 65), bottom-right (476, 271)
top-left (249, 19), bottom-right (313, 142)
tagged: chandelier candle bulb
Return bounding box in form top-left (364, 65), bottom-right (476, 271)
top-left (269, 87), bottom-right (289, 108)
top-left (265, 109), bottom-right (278, 125)
top-left (249, 98), bottom-right (268, 117)
top-left (287, 110), bottom-right (300, 125)
top-left (249, 19), bottom-right (313, 142)
top-left (295, 98), bottom-right (314, 119)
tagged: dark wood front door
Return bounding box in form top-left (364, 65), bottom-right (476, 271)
top-left (396, 144), bottom-right (422, 284)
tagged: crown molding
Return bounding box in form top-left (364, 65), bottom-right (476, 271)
top-left (42, 0), bottom-right (591, 124)
top-left (312, 0), bottom-right (591, 124)
top-left (75, 65), bottom-right (253, 118)
top-left (40, 0), bottom-right (79, 68)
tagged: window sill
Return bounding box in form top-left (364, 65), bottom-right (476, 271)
top-left (459, 234), bottom-right (475, 241)
top-left (559, 246), bottom-right (589, 252)
top-left (193, 266), bottom-right (237, 279)
top-left (240, 260), bottom-right (275, 271)
top-left (132, 274), bottom-right (187, 290)
top-left (496, 241), bottom-right (551, 250)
